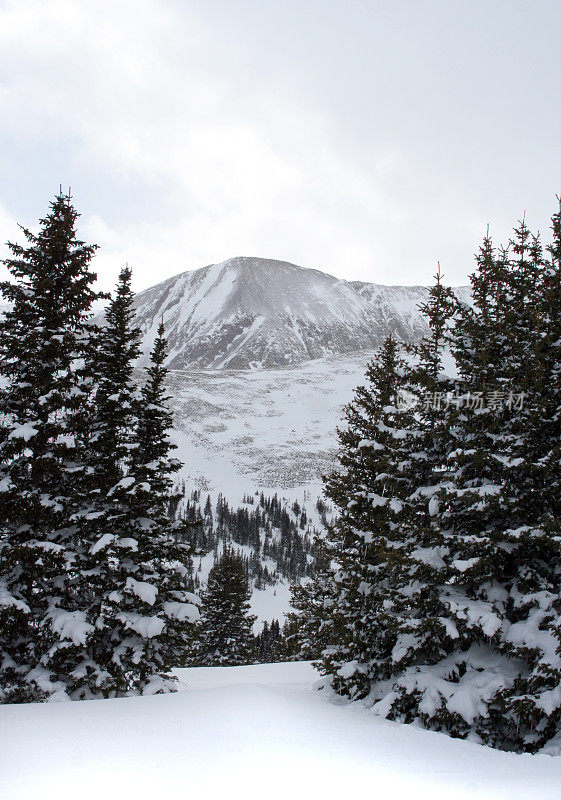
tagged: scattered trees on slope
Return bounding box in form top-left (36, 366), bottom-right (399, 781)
top-left (183, 489), bottom-right (317, 587)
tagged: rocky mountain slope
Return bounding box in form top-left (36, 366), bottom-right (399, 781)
top-left (133, 256), bottom-right (470, 369)
top-left (165, 352), bottom-right (372, 494)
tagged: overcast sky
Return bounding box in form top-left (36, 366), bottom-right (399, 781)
top-left (0, 0), bottom-right (559, 293)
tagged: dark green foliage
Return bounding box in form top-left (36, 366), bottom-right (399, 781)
top-left (196, 546), bottom-right (256, 666)
top-left (383, 218), bottom-right (561, 751)
top-left (90, 265), bottom-right (140, 493)
top-left (81, 320), bottom-right (198, 696)
top-left (286, 534), bottom-right (336, 662)
top-left (302, 200), bottom-right (561, 753)
top-left (317, 326), bottom-right (448, 699)
top-left (0, 195), bottom-right (198, 702)
top-left (0, 191), bottom-right (102, 701)
top-left (255, 619), bottom-right (286, 663)
top-left (416, 212), bottom-right (561, 752)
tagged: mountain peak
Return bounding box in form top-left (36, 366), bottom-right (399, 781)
top-left (133, 257), bottom-right (469, 370)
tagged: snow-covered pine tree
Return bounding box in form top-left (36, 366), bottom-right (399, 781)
top-left (347, 274), bottom-right (456, 699)
top-left (301, 335), bottom-right (428, 699)
top-left (542, 197), bottom-right (561, 518)
top-left (0, 191), bottom-right (102, 702)
top-left (196, 546), bottom-right (256, 666)
top-left (255, 619), bottom-right (285, 663)
top-left (373, 208), bottom-right (561, 753)
top-left (90, 264), bottom-right (140, 494)
top-left (370, 268), bottom-right (461, 689)
top-left (370, 238), bottom-right (516, 735)
top-left (483, 216), bottom-right (561, 751)
top-left (85, 320), bottom-right (199, 695)
top-left (68, 265), bottom-right (154, 697)
top-left (286, 533), bottom-right (337, 662)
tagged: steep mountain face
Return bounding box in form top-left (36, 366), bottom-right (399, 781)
top-left (133, 256), bottom-right (470, 370)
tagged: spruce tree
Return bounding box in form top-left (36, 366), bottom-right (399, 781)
top-left (197, 546), bottom-right (256, 666)
top-left (376, 270), bottom-right (460, 686)
top-left (0, 197), bottom-right (199, 701)
top-left (0, 191), bottom-right (101, 702)
top-left (480, 217), bottom-right (561, 750)
top-left (294, 336), bottom-right (424, 697)
top-left (370, 243), bottom-right (518, 734)
top-left (286, 534), bottom-right (337, 662)
top-left (542, 197), bottom-right (561, 517)
top-left (312, 226), bottom-right (561, 751)
top-left (321, 263), bottom-right (458, 698)
top-left (367, 207), bottom-right (561, 753)
top-left (255, 619), bottom-right (285, 663)
top-left (59, 266), bottom-right (140, 699)
top-left (90, 264), bottom-right (140, 493)
top-left (83, 321), bottom-right (198, 695)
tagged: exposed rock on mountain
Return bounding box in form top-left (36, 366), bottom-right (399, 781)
top-left (133, 256), bottom-right (470, 370)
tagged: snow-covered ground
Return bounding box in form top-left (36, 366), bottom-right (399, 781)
top-left (167, 347), bottom-right (459, 498)
top-left (166, 351), bottom-right (372, 496)
top-left (2, 661), bottom-right (558, 800)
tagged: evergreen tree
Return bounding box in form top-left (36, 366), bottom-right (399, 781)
top-left (285, 336), bottom-right (423, 691)
top-left (311, 214), bottom-right (561, 751)
top-left (315, 283), bottom-right (455, 700)
top-left (364, 206), bottom-right (561, 753)
top-left (374, 270), bottom-right (459, 687)
top-left (204, 494), bottom-right (213, 521)
top-left (0, 196), bottom-right (199, 701)
top-left (368, 245), bottom-right (518, 734)
top-left (410, 214), bottom-right (561, 751)
top-left (255, 619), bottom-right (285, 663)
top-left (90, 264), bottom-right (140, 493)
top-left (542, 196), bottom-right (561, 516)
top-left (286, 534), bottom-right (336, 662)
top-left (82, 321), bottom-right (198, 696)
top-left (197, 546), bottom-right (256, 666)
top-left (0, 191), bottom-right (101, 701)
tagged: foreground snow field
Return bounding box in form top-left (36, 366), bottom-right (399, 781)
top-left (1, 661), bottom-right (559, 800)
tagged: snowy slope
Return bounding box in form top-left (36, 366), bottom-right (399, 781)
top-left (133, 256), bottom-right (471, 369)
top-left (167, 345), bottom-right (461, 496)
top-left (166, 350), bottom-right (427, 629)
top-left (159, 343), bottom-right (461, 628)
top-left (166, 351), bottom-right (371, 495)
top-left (2, 661), bottom-right (559, 800)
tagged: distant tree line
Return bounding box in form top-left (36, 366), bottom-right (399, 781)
top-left (181, 489), bottom-right (318, 586)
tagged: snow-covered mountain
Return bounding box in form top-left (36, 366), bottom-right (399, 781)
top-left (131, 258), bottom-right (471, 626)
top-left (133, 256), bottom-right (470, 370)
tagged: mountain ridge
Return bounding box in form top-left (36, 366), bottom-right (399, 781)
top-left (132, 256), bottom-right (470, 370)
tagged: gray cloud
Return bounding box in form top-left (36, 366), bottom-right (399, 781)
top-left (0, 0), bottom-right (559, 292)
